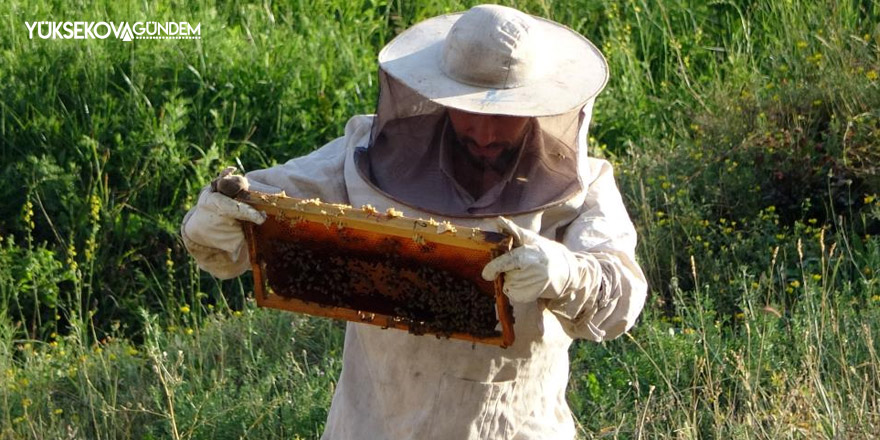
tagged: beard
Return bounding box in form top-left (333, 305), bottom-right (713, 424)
top-left (455, 136), bottom-right (521, 174)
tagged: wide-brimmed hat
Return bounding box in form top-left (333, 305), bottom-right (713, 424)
top-left (378, 4), bottom-right (608, 117)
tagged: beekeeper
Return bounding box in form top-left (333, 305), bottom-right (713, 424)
top-left (182, 4), bottom-right (647, 439)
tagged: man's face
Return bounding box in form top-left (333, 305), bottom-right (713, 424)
top-left (448, 109), bottom-right (531, 171)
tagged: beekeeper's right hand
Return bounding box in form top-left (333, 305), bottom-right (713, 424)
top-left (180, 169), bottom-right (267, 279)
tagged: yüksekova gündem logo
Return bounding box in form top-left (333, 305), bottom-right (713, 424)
top-left (25, 21), bottom-right (201, 41)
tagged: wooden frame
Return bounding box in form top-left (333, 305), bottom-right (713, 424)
top-left (239, 190), bottom-right (516, 347)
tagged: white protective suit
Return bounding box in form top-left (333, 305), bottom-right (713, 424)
top-left (181, 113), bottom-right (648, 439)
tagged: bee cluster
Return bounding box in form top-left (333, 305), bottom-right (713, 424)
top-left (264, 239), bottom-right (499, 339)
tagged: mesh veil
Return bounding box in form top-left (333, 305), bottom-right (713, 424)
top-left (354, 68), bottom-right (593, 218)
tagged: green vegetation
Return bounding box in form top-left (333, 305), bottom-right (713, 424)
top-left (1, 0), bottom-right (878, 438)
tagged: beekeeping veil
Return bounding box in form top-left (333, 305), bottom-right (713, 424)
top-left (354, 4), bottom-right (608, 217)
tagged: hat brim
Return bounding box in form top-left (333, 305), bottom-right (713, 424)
top-left (378, 12), bottom-right (609, 117)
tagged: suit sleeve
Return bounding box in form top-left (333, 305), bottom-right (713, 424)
top-left (545, 159), bottom-right (648, 341)
top-left (180, 130), bottom-right (352, 279)
top-left (243, 135), bottom-right (350, 203)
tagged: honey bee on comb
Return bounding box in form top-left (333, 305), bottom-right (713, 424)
top-left (264, 237), bottom-right (499, 339)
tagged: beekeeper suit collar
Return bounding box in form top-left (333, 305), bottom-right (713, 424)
top-left (354, 4), bottom-right (608, 218)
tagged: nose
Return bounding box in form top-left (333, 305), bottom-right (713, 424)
top-left (469, 118), bottom-right (497, 148)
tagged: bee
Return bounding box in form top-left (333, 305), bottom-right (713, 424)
top-left (436, 221), bottom-right (457, 235)
top-left (412, 234), bottom-right (426, 246)
top-left (385, 207), bottom-right (403, 219)
top-left (361, 204), bottom-right (379, 216)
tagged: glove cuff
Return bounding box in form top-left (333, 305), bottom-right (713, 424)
top-left (544, 252), bottom-right (603, 317)
top-left (181, 207), bottom-right (250, 279)
top-left (537, 241), bottom-right (582, 300)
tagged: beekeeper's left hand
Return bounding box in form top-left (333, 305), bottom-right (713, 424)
top-left (481, 217), bottom-right (584, 304)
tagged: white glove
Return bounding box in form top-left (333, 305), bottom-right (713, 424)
top-left (481, 217), bottom-right (583, 304)
top-left (181, 168), bottom-right (266, 278)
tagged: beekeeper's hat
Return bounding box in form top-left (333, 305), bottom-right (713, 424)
top-left (378, 4), bottom-right (608, 116)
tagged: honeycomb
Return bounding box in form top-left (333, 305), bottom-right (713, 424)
top-left (240, 191), bottom-right (515, 347)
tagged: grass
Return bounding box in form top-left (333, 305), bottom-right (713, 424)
top-left (1, 0), bottom-right (879, 438)
top-left (1, 306), bottom-right (344, 438)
